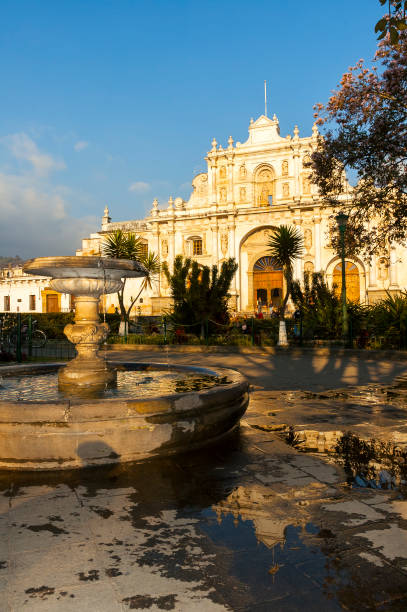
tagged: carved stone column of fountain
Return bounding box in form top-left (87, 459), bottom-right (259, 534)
top-left (24, 256), bottom-right (147, 393)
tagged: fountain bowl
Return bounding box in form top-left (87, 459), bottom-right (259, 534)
top-left (0, 362), bottom-right (249, 471)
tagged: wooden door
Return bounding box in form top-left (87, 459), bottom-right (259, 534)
top-left (333, 262), bottom-right (360, 302)
top-left (46, 294), bottom-right (59, 312)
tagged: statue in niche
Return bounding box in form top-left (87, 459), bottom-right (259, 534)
top-left (240, 187), bottom-right (246, 202)
top-left (219, 166), bottom-right (226, 179)
top-left (255, 166), bottom-right (274, 206)
top-left (303, 154), bottom-right (312, 167)
top-left (161, 239), bottom-right (168, 258)
top-left (304, 228), bottom-right (312, 252)
top-left (282, 183), bottom-right (289, 197)
top-left (221, 233), bottom-right (228, 256)
top-left (260, 187), bottom-right (269, 205)
top-left (303, 176), bottom-right (311, 194)
top-left (304, 261), bottom-right (314, 274)
top-left (220, 187), bottom-right (227, 202)
top-left (239, 164), bottom-right (247, 179)
top-left (378, 257), bottom-right (389, 280)
top-left (282, 160), bottom-right (288, 176)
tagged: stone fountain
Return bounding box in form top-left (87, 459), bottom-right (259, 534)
top-left (23, 256), bottom-right (146, 395)
top-left (0, 256), bottom-right (249, 470)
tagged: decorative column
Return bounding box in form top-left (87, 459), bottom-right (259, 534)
top-left (313, 212), bottom-right (322, 272)
top-left (210, 220), bottom-right (219, 263)
top-left (292, 126), bottom-right (301, 198)
top-left (293, 211), bottom-right (303, 282)
top-left (389, 245), bottom-right (399, 288)
top-left (369, 255), bottom-right (377, 288)
top-left (227, 137), bottom-right (234, 206)
top-left (228, 214), bottom-right (238, 309)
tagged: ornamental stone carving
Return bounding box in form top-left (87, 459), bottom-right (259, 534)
top-left (304, 228), bottom-right (313, 253)
top-left (303, 176), bottom-right (311, 194)
top-left (282, 160), bottom-right (288, 176)
top-left (378, 257), bottom-right (389, 280)
top-left (221, 232), bottom-right (228, 256)
top-left (161, 239), bottom-right (168, 258)
top-left (219, 166), bottom-right (226, 179)
top-left (282, 183), bottom-right (289, 197)
top-left (240, 187), bottom-right (246, 202)
top-left (239, 164), bottom-right (247, 179)
top-left (220, 187), bottom-right (227, 202)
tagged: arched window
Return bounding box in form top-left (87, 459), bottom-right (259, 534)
top-left (254, 165), bottom-right (275, 207)
top-left (186, 236), bottom-right (203, 256)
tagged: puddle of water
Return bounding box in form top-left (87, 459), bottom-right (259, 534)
top-left (0, 369), bottom-right (230, 401)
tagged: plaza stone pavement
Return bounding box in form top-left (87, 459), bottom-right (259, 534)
top-left (1, 350), bottom-right (407, 611)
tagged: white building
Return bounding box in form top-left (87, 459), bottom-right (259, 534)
top-left (2, 113), bottom-right (403, 315)
top-left (0, 265), bottom-right (71, 314)
top-left (78, 113), bottom-right (403, 315)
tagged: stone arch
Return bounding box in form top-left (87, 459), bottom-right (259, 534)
top-left (325, 256), bottom-right (367, 303)
top-left (239, 225), bottom-right (285, 311)
top-left (253, 164), bottom-right (275, 207)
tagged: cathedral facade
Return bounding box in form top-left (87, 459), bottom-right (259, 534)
top-left (77, 114), bottom-right (405, 316)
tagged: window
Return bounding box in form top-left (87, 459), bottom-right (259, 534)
top-left (139, 242), bottom-right (148, 258)
top-left (193, 239), bottom-right (203, 256)
top-left (4, 296), bottom-right (10, 311)
top-left (29, 295), bottom-right (36, 310)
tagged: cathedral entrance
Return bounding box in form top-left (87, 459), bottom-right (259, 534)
top-left (253, 256), bottom-right (283, 309)
top-left (333, 261), bottom-right (360, 302)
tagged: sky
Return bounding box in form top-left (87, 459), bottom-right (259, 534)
top-left (0, 0), bottom-right (384, 259)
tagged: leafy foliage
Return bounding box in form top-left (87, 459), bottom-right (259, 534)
top-left (162, 256), bottom-right (238, 334)
top-left (267, 225), bottom-right (303, 317)
top-left (102, 230), bottom-right (159, 324)
top-left (367, 290), bottom-right (407, 346)
top-left (375, 0), bottom-right (407, 44)
top-left (312, 9), bottom-right (407, 256)
top-left (291, 272), bottom-right (366, 339)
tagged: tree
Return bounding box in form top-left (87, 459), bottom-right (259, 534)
top-left (267, 225), bottom-right (304, 345)
top-left (162, 256), bottom-right (238, 335)
top-left (102, 229), bottom-right (159, 326)
top-left (375, 1), bottom-right (407, 45)
top-left (311, 4), bottom-right (407, 257)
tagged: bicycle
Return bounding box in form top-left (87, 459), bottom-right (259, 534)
top-left (6, 319), bottom-right (47, 349)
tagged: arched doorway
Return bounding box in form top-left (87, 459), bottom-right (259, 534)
top-left (333, 261), bottom-right (360, 302)
top-left (253, 256), bottom-right (283, 309)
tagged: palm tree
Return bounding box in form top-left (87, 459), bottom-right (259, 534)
top-left (102, 230), bottom-right (160, 329)
top-left (267, 225), bottom-right (304, 346)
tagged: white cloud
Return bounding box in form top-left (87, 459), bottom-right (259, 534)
top-left (74, 140), bottom-right (89, 152)
top-left (129, 181), bottom-right (150, 193)
top-left (0, 172), bottom-right (97, 258)
top-left (3, 133), bottom-right (65, 177)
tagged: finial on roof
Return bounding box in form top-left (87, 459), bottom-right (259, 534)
top-left (211, 138), bottom-right (217, 151)
top-left (228, 135), bottom-right (234, 149)
top-left (167, 196), bottom-right (174, 210)
top-left (102, 205), bottom-right (111, 228)
top-left (273, 113), bottom-right (278, 122)
top-left (293, 125), bottom-right (299, 139)
top-left (312, 122), bottom-right (319, 138)
top-left (250, 118), bottom-right (254, 125)
top-left (150, 198), bottom-right (159, 216)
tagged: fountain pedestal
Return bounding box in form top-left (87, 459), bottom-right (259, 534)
top-left (23, 256), bottom-right (147, 394)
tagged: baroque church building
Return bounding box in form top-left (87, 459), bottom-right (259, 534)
top-left (77, 114), bottom-right (404, 316)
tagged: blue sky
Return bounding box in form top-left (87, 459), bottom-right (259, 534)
top-left (0, 0), bottom-right (383, 258)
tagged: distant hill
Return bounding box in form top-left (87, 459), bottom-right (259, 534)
top-left (0, 256), bottom-right (24, 267)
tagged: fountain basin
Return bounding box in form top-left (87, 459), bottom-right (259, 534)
top-left (0, 362), bottom-right (249, 470)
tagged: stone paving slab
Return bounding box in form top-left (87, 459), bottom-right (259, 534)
top-left (0, 349), bottom-right (406, 610)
